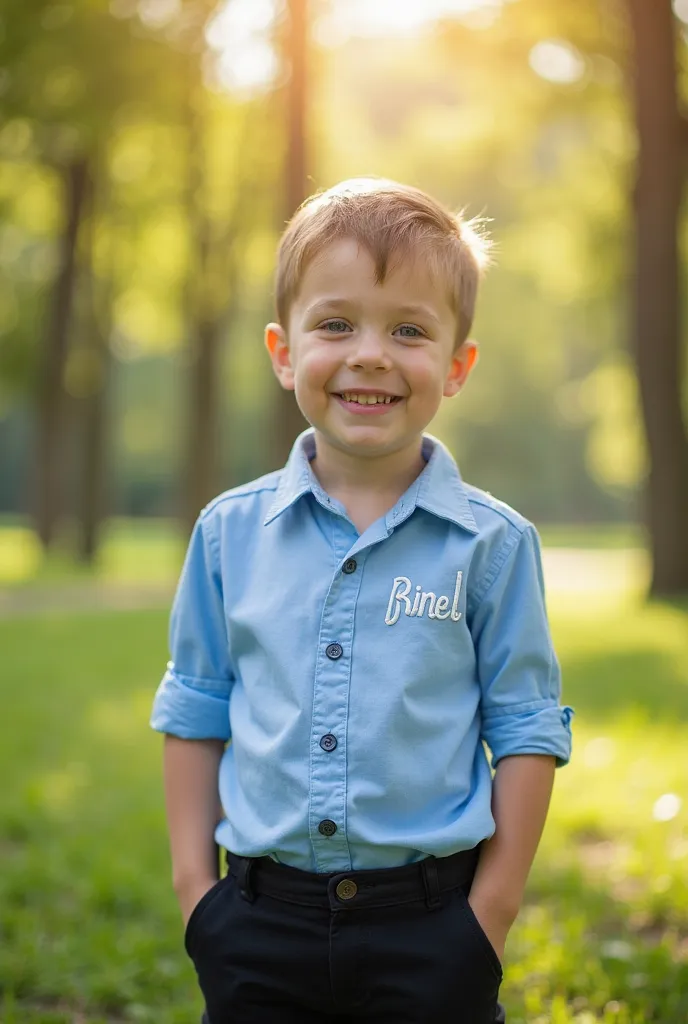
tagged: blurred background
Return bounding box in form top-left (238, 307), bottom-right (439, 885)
top-left (0, 2), bottom-right (687, 1022)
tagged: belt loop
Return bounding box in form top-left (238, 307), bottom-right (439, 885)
top-left (421, 856), bottom-right (441, 910)
top-left (236, 856), bottom-right (255, 903)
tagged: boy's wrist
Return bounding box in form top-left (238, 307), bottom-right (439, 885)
top-left (468, 854), bottom-right (524, 926)
top-left (175, 873), bottom-right (220, 927)
top-left (468, 886), bottom-right (521, 929)
top-left (173, 867), bottom-right (219, 895)
top-left (467, 892), bottom-right (517, 965)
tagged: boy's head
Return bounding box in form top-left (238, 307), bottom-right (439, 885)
top-left (265, 177), bottom-right (491, 463)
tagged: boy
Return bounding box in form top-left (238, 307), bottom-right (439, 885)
top-left (151, 177), bottom-right (574, 1023)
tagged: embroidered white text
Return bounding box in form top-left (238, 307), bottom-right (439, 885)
top-left (385, 571), bottom-right (463, 626)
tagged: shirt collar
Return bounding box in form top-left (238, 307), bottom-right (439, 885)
top-left (263, 428), bottom-right (478, 534)
top-left (413, 434), bottom-right (478, 533)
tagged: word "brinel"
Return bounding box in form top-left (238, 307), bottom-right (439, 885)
top-left (385, 572), bottom-right (463, 626)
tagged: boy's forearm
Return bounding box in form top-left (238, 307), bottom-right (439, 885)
top-left (163, 735), bottom-right (225, 892)
top-left (470, 754), bottom-right (556, 925)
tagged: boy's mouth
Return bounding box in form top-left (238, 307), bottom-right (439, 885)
top-left (333, 392), bottom-right (402, 406)
top-left (332, 392), bottom-right (403, 416)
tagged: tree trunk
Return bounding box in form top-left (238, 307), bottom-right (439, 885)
top-left (180, 46), bottom-right (257, 531)
top-left (76, 160), bottom-right (113, 565)
top-left (78, 343), bottom-right (111, 564)
top-left (77, 302), bottom-right (112, 565)
top-left (285, 0), bottom-right (308, 217)
top-left (273, 0), bottom-right (309, 468)
top-left (184, 317), bottom-right (221, 529)
top-left (35, 157), bottom-right (89, 550)
top-left (182, 78), bottom-right (223, 533)
top-left (627, 0), bottom-right (688, 596)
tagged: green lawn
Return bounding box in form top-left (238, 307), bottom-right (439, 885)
top-left (0, 519), bottom-right (186, 587)
top-left (1, 582), bottom-right (686, 1020)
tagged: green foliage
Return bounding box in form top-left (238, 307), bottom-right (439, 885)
top-left (0, 0), bottom-right (686, 522)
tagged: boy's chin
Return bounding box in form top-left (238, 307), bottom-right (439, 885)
top-left (316, 425), bottom-right (417, 459)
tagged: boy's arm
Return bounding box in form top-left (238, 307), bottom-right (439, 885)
top-left (468, 523), bottom-right (574, 961)
top-left (468, 753), bottom-right (556, 961)
top-left (164, 735), bottom-right (225, 926)
top-left (151, 511), bottom-right (235, 927)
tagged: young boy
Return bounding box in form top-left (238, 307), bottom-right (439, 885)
top-left (151, 177), bottom-right (574, 1024)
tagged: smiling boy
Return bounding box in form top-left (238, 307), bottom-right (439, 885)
top-left (151, 178), bottom-right (574, 1023)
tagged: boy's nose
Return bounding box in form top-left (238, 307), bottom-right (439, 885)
top-left (345, 331), bottom-right (392, 370)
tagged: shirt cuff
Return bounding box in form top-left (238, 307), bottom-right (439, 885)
top-left (150, 668), bottom-right (231, 741)
top-left (481, 701), bottom-right (574, 769)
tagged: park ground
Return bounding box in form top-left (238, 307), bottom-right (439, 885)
top-left (0, 520), bottom-right (686, 1023)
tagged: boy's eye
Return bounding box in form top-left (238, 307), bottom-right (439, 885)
top-left (395, 324), bottom-right (424, 339)
top-left (319, 319), bottom-right (351, 333)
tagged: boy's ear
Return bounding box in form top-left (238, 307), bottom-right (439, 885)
top-left (443, 339), bottom-right (478, 398)
top-left (264, 323), bottom-right (295, 391)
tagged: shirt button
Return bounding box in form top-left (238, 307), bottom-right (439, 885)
top-left (342, 558), bottom-right (357, 574)
top-left (335, 879), bottom-right (358, 901)
top-left (320, 733), bottom-right (337, 752)
top-left (325, 642), bottom-right (343, 660)
top-left (318, 819), bottom-right (337, 837)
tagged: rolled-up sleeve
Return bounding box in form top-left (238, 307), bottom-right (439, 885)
top-left (150, 509), bottom-right (234, 741)
top-left (470, 524), bottom-right (574, 768)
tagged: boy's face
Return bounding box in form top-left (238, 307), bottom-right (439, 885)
top-left (265, 238), bottom-right (477, 464)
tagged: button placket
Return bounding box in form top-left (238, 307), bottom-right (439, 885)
top-left (309, 541), bottom-right (365, 872)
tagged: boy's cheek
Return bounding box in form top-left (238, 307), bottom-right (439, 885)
top-left (295, 353), bottom-right (339, 393)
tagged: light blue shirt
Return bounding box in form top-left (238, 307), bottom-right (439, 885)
top-left (151, 429), bottom-right (573, 873)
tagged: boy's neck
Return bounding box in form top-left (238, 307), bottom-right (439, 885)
top-left (310, 433), bottom-right (427, 507)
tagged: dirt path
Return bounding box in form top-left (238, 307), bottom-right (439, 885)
top-left (0, 582), bottom-right (175, 617)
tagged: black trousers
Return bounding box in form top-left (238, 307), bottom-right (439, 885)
top-left (188, 847), bottom-right (507, 1024)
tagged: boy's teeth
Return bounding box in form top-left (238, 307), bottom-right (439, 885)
top-left (342, 393), bottom-right (394, 404)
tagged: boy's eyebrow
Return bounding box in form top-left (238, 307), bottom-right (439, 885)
top-left (305, 299), bottom-right (443, 325)
top-left (396, 303), bottom-right (443, 325)
top-left (305, 298), bottom-right (357, 315)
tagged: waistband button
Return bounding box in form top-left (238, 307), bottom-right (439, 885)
top-left (336, 879), bottom-right (358, 900)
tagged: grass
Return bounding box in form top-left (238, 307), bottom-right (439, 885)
top-left (0, 610), bottom-right (197, 1024)
top-left (537, 524), bottom-right (645, 551)
top-left (0, 529), bottom-right (687, 1021)
top-left (0, 519), bottom-right (186, 587)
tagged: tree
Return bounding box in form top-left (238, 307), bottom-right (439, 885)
top-left (0, 0), bottom-right (189, 549)
top-left (272, 0), bottom-right (310, 467)
top-left (35, 156), bottom-right (89, 549)
top-left (181, 81), bottom-right (246, 532)
top-left (75, 156), bottom-right (115, 563)
top-left (431, 0), bottom-right (688, 594)
top-left (626, 0), bottom-right (688, 596)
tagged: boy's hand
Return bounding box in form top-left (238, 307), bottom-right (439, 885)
top-left (467, 894), bottom-right (516, 964)
top-left (177, 875), bottom-right (220, 929)
top-left (466, 755), bottom-right (558, 965)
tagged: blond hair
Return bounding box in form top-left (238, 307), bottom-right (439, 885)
top-left (274, 177), bottom-right (491, 347)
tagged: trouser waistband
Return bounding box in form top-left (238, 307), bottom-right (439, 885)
top-left (225, 846), bottom-right (481, 912)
